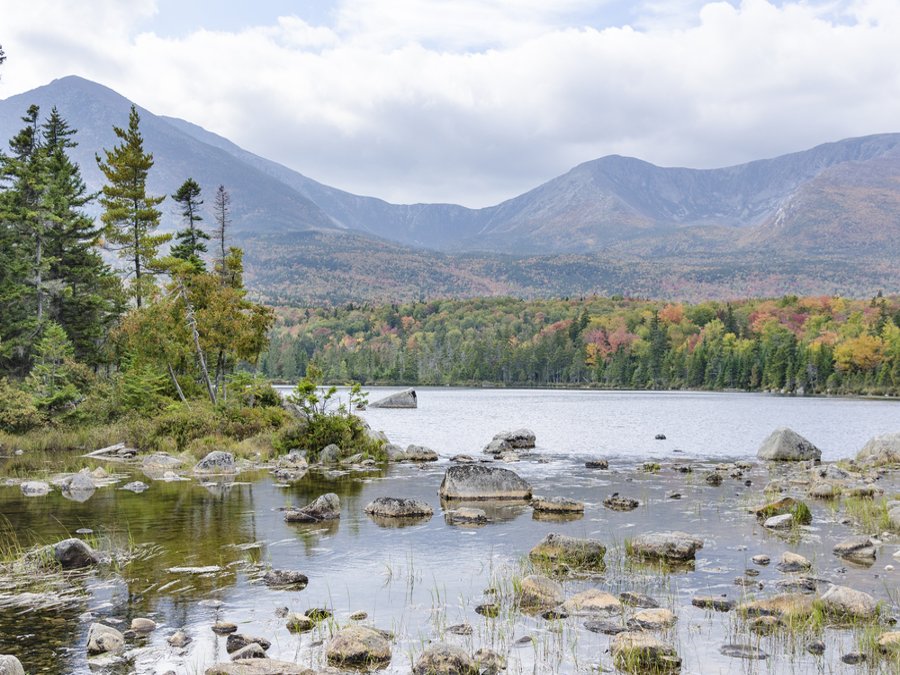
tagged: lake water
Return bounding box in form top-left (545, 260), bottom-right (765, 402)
top-left (0, 389), bottom-right (898, 674)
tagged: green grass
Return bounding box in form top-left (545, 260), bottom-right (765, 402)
top-left (842, 495), bottom-right (894, 533)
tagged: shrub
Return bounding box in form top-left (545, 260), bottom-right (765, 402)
top-left (274, 412), bottom-right (384, 462)
top-left (0, 378), bottom-right (44, 433)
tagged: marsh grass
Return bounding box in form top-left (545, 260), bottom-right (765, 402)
top-left (841, 495), bottom-right (894, 533)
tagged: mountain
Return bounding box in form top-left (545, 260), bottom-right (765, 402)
top-left (2, 75), bottom-right (899, 303)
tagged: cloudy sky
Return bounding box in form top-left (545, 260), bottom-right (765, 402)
top-left (1, 0), bottom-right (898, 206)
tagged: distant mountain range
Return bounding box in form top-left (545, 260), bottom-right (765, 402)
top-left (1, 75), bottom-right (899, 302)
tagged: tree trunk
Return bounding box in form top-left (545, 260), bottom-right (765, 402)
top-left (35, 235), bottom-right (43, 322)
top-left (178, 282), bottom-right (216, 405)
top-left (167, 362), bottom-right (187, 403)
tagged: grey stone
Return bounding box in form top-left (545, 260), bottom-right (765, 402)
top-left (627, 531), bottom-right (703, 562)
top-left (763, 513), bottom-right (794, 529)
top-left (627, 608), bottom-right (677, 630)
top-left (325, 626), bottom-right (391, 668)
top-left (757, 427), bottom-right (821, 461)
top-left (483, 438), bottom-right (512, 456)
top-left (369, 388), bottom-right (417, 409)
top-left (776, 551), bottom-right (812, 572)
top-left (532, 496), bottom-right (584, 513)
top-left (517, 574), bottom-right (564, 608)
top-left (833, 536), bottom-right (876, 561)
top-left (412, 642), bottom-right (477, 675)
top-left (131, 617), bottom-right (157, 632)
top-left (438, 464), bottom-right (531, 500)
top-left (20, 481), bottom-right (50, 496)
top-left (820, 584), bottom-right (878, 619)
top-left (492, 428), bottom-right (536, 449)
top-left (87, 623), bottom-right (125, 655)
top-left (230, 644), bottom-right (268, 660)
top-left (404, 444), bottom-right (439, 462)
top-left (121, 481), bottom-right (149, 493)
top-left (284, 493), bottom-right (340, 522)
top-left (529, 532), bottom-right (606, 569)
top-left (0, 656), bottom-right (25, 675)
top-left (318, 444), bottom-right (342, 464)
top-left (720, 644), bottom-right (768, 660)
top-left (692, 595), bottom-right (735, 611)
top-left (52, 538), bottom-right (98, 569)
top-left (365, 497), bottom-right (433, 518)
top-left (227, 633), bottom-right (271, 654)
top-left (204, 660), bottom-right (314, 675)
top-left (262, 569), bottom-right (308, 588)
top-left (194, 451), bottom-right (236, 475)
top-left (619, 592), bottom-right (660, 608)
top-left (856, 432), bottom-right (900, 466)
top-left (444, 507), bottom-right (488, 525)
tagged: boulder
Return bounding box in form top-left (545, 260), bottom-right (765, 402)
top-left (87, 623), bottom-right (125, 655)
top-left (610, 631), bottom-right (681, 674)
top-left (692, 595), bottom-right (735, 612)
top-left (325, 626), bottom-right (391, 668)
top-left (231, 644), bottom-right (267, 660)
top-left (562, 589), bottom-right (621, 615)
top-left (365, 497), bottom-right (433, 518)
top-left (531, 496), bottom-right (584, 513)
top-left (627, 532), bottom-right (703, 563)
top-left (764, 514), bottom-right (794, 529)
top-left (52, 538), bottom-right (98, 569)
top-left (856, 432), bottom-right (900, 466)
top-left (404, 445), bottom-right (439, 462)
top-left (819, 584), bottom-right (878, 619)
top-left (738, 593), bottom-right (815, 620)
top-left (833, 536), bottom-right (876, 561)
top-left (285, 613), bottom-right (314, 633)
top-left (808, 482), bottom-right (838, 499)
top-left (142, 453), bottom-right (184, 476)
top-left (776, 551), bottom-right (812, 572)
top-left (284, 493), bottom-right (340, 522)
top-left (438, 465), bottom-right (531, 501)
top-left (20, 481), bottom-right (50, 496)
top-left (628, 608), bottom-right (677, 630)
top-left (757, 428), bottom-right (821, 461)
top-left (483, 439), bottom-right (512, 456)
top-left (227, 634), bottom-right (271, 654)
top-left (619, 592), bottom-right (660, 608)
top-left (0, 656), bottom-right (25, 675)
top-left (318, 444), bottom-right (342, 464)
top-left (384, 443), bottom-right (407, 461)
top-left (205, 660), bottom-right (315, 675)
top-left (262, 569), bottom-right (308, 588)
top-left (604, 494), bottom-right (639, 511)
top-left (492, 428), bottom-right (536, 449)
top-left (529, 533), bottom-right (606, 569)
top-left (517, 574), bottom-right (565, 608)
top-left (412, 642), bottom-right (478, 675)
top-left (194, 451), bottom-right (237, 475)
top-left (369, 388), bottom-right (417, 409)
top-left (131, 617), bottom-right (157, 632)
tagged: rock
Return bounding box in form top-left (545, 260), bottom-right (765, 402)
top-left (262, 569), bottom-right (308, 588)
top-left (284, 493), bottom-right (340, 522)
top-left (50, 538), bottom-right (98, 569)
top-left (833, 536), bottom-right (876, 561)
top-left (20, 480), bottom-right (50, 496)
top-left (776, 552), bottom-right (812, 573)
top-left (131, 617), bottom-right (157, 632)
top-left (318, 444), bottom-right (342, 464)
top-left (877, 631), bottom-right (900, 653)
top-left (750, 616), bottom-right (785, 635)
top-left (404, 444), bottom-right (438, 462)
top-left (562, 589), bottom-right (622, 615)
top-left (583, 619), bottom-right (627, 635)
top-left (531, 496), bottom-right (584, 513)
top-left (325, 626), bottom-right (391, 668)
top-left (483, 439), bottom-right (512, 456)
top-left (610, 631), bottom-right (681, 674)
top-left (227, 634), bottom-right (271, 654)
top-left (142, 453), bottom-right (184, 478)
top-left (750, 497), bottom-right (811, 524)
top-left (517, 574), bottom-right (565, 609)
top-left (121, 481), bottom-right (149, 493)
top-left (585, 459), bottom-right (609, 469)
top-left (438, 465), bottom-right (531, 501)
top-left (764, 513), bottom-right (794, 529)
top-left (757, 427), bottom-right (821, 461)
top-left (603, 494), bottom-right (640, 511)
top-left (692, 595), bottom-right (735, 612)
top-left (285, 614), bottom-right (313, 632)
top-left (349, 611), bottom-right (367, 621)
top-left (450, 454), bottom-right (477, 463)
top-left (738, 593), bottom-right (816, 620)
top-left (704, 472), bottom-right (723, 486)
top-left (529, 533), bottom-right (606, 569)
top-left (231, 644), bottom-right (268, 660)
top-left (475, 603), bottom-right (499, 618)
top-left (194, 451), bottom-right (236, 474)
top-left (819, 584), bottom-right (878, 619)
top-left (444, 507), bottom-right (488, 525)
top-left (856, 432), bottom-right (900, 466)
top-left (719, 644), bottom-right (768, 660)
top-left (0, 656), bottom-right (25, 675)
top-left (752, 554), bottom-right (770, 566)
top-left (446, 623), bottom-right (473, 635)
top-left (369, 388), bottom-right (417, 408)
top-left (384, 443), bottom-right (407, 461)
top-left (808, 482), bottom-right (838, 499)
top-left (628, 608), bottom-right (677, 630)
top-left (168, 630), bottom-right (191, 647)
top-left (205, 660), bottom-right (314, 675)
top-left (619, 592), bottom-right (660, 608)
top-left (212, 622), bottom-right (238, 635)
top-left (412, 642), bottom-right (477, 675)
top-left (473, 648), bottom-right (505, 675)
top-left (627, 531), bottom-right (703, 563)
top-left (493, 428), bottom-right (536, 449)
top-left (655, 433), bottom-right (667, 440)
top-left (365, 497), bottom-right (433, 519)
top-left (841, 652), bottom-right (866, 665)
top-left (87, 623), bottom-right (125, 655)
top-left (807, 640), bottom-right (826, 655)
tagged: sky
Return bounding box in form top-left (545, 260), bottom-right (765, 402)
top-left (1, 0), bottom-right (899, 207)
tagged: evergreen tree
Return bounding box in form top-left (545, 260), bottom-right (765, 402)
top-left (96, 105), bottom-right (168, 308)
top-left (26, 321), bottom-right (79, 411)
top-left (212, 184), bottom-right (231, 281)
top-left (170, 178), bottom-right (208, 270)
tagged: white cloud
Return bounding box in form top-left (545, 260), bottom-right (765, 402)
top-left (1, 0), bottom-right (899, 206)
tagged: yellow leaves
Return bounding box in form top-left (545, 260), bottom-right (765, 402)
top-left (834, 334), bottom-right (884, 372)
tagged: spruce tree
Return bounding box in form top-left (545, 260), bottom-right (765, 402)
top-left (170, 177), bottom-right (208, 270)
top-left (96, 105), bottom-right (168, 308)
top-left (212, 184), bottom-right (230, 281)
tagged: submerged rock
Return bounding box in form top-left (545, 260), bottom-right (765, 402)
top-left (738, 593), bottom-right (815, 620)
top-left (856, 432), bottom-right (900, 466)
top-left (757, 428), bottom-right (821, 461)
top-left (473, 648), bottom-right (505, 675)
top-left (284, 493), bottom-right (340, 522)
top-left (438, 465), bottom-right (532, 501)
top-left (492, 428), bottom-right (536, 449)
top-left (833, 536), bottom-right (877, 562)
top-left (365, 497), bottom-right (433, 518)
top-left (619, 592), bottom-right (660, 609)
top-left (87, 623), bottom-right (125, 655)
top-left (412, 642), bottom-right (477, 675)
top-left (627, 531), bottom-right (703, 563)
top-left (369, 388), bottom-right (417, 409)
top-left (121, 481), bottom-right (149, 493)
top-left (444, 507), bottom-right (488, 525)
top-left (877, 631), bottom-right (900, 653)
top-left (326, 626), bottom-right (392, 668)
top-left (262, 569), bottom-right (308, 589)
top-left (610, 631), bottom-right (681, 674)
top-left (692, 595), bottom-right (735, 612)
top-left (720, 644), bottom-right (768, 660)
top-left (585, 459), bottom-right (609, 469)
top-left (529, 532), bottom-right (606, 569)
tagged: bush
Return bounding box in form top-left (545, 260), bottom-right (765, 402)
top-left (218, 403), bottom-right (290, 440)
top-left (274, 412), bottom-right (384, 462)
top-left (0, 378), bottom-right (44, 433)
top-left (142, 404), bottom-right (219, 451)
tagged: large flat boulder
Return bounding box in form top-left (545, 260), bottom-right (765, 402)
top-left (493, 428), bottom-right (536, 449)
top-left (369, 388), bottom-right (417, 409)
top-left (194, 451), bottom-right (237, 475)
top-left (820, 585), bottom-right (878, 619)
top-left (529, 533), bottom-right (606, 569)
top-left (364, 497), bottom-right (433, 518)
top-left (438, 465), bottom-right (531, 501)
top-left (412, 642), bottom-right (478, 675)
top-left (627, 532), bottom-right (703, 563)
top-left (53, 538), bottom-right (98, 569)
top-left (856, 432), bottom-right (900, 466)
top-left (325, 626), bottom-right (391, 668)
top-left (757, 428), bottom-right (821, 461)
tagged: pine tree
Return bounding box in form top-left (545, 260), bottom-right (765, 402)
top-left (96, 105), bottom-right (168, 308)
top-left (170, 178), bottom-right (208, 271)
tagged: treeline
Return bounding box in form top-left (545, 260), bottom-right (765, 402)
top-left (260, 295), bottom-right (900, 395)
top-left (0, 90), bottom-right (277, 440)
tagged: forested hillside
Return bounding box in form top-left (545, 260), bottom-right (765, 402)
top-left (261, 295), bottom-right (900, 396)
